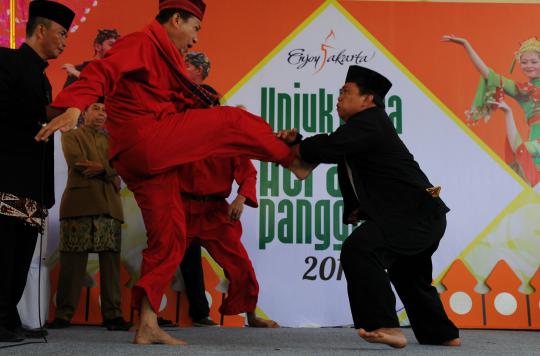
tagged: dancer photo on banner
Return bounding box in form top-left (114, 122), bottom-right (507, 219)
top-left (443, 35), bottom-right (540, 187)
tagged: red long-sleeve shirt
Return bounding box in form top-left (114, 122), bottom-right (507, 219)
top-left (178, 157), bottom-right (258, 208)
top-left (51, 21), bottom-right (212, 160)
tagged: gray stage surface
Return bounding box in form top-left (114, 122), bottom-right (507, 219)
top-left (0, 326), bottom-right (538, 356)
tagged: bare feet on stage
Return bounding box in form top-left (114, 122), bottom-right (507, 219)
top-left (358, 328), bottom-right (408, 349)
top-left (441, 338), bottom-right (461, 346)
top-left (135, 323), bottom-right (187, 345)
top-left (133, 297), bottom-right (187, 345)
top-left (246, 312), bottom-right (280, 328)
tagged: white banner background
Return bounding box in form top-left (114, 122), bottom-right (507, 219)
top-left (225, 3), bottom-right (523, 326)
top-left (31, 2), bottom-right (534, 328)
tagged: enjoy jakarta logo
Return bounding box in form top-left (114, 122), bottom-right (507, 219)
top-left (286, 30), bottom-right (376, 74)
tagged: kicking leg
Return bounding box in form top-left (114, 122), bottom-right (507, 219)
top-left (132, 106), bottom-right (312, 180)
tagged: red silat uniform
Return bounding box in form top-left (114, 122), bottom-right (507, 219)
top-left (179, 157), bottom-right (259, 315)
top-left (51, 21), bottom-right (294, 312)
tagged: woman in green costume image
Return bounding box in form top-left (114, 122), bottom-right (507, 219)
top-left (442, 35), bottom-right (540, 187)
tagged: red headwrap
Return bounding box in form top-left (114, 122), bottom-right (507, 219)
top-left (158, 0), bottom-right (206, 20)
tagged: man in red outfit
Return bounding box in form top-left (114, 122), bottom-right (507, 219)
top-left (179, 156), bottom-right (279, 328)
top-left (178, 52), bottom-right (278, 328)
top-left (36, 0), bottom-right (311, 345)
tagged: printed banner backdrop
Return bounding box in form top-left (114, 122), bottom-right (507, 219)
top-left (223, 1), bottom-right (530, 327)
top-left (4, 0), bottom-right (538, 328)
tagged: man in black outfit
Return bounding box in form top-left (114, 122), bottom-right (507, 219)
top-left (0, 0), bottom-right (74, 342)
top-left (277, 65), bottom-right (460, 348)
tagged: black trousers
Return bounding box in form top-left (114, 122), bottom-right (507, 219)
top-left (0, 215), bottom-right (38, 329)
top-left (180, 243), bottom-right (210, 321)
top-left (340, 215), bottom-right (459, 345)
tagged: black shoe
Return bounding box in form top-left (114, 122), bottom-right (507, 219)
top-left (102, 317), bottom-right (132, 331)
top-left (0, 326), bottom-right (25, 343)
top-left (47, 318), bottom-right (71, 329)
top-left (157, 317), bottom-right (177, 327)
top-left (12, 327), bottom-right (48, 338)
top-left (192, 317), bottom-right (219, 327)
top-left (25, 328), bottom-right (48, 338)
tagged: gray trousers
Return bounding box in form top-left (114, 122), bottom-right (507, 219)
top-left (54, 251), bottom-right (123, 322)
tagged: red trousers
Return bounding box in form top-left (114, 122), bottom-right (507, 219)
top-left (114, 106), bottom-right (293, 312)
top-left (184, 198), bottom-right (259, 315)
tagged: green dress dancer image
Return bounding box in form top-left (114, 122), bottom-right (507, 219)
top-left (443, 35), bottom-right (540, 186)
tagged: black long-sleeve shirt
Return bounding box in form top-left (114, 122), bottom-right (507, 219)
top-left (0, 43), bottom-right (55, 208)
top-left (299, 107), bottom-right (449, 253)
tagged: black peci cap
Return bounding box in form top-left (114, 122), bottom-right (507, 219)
top-left (345, 65), bottom-right (392, 101)
top-left (29, 0), bottom-right (75, 31)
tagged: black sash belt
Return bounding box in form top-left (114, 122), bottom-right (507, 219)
top-left (181, 192), bottom-right (223, 201)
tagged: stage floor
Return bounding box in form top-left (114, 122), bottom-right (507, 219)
top-left (0, 326), bottom-right (538, 355)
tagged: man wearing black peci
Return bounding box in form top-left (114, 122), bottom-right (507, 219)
top-left (276, 65), bottom-right (460, 348)
top-left (0, 0), bottom-right (74, 342)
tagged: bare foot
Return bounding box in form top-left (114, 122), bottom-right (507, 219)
top-left (247, 316), bottom-right (280, 328)
top-left (358, 328), bottom-right (407, 349)
top-left (134, 323), bottom-right (187, 345)
top-left (442, 338), bottom-right (461, 346)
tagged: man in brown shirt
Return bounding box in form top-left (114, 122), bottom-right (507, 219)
top-left (48, 100), bottom-right (131, 331)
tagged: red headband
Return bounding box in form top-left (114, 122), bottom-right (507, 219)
top-left (159, 0), bottom-right (206, 20)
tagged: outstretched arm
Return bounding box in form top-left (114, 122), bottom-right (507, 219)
top-left (36, 33), bottom-right (152, 141)
top-left (35, 107), bottom-right (81, 141)
top-left (442, 35), bottom-right (489, 79)
top-left (488, 100), bottom-right (522, 152)
top-left (62, 63), bottom-right (81, 79)
top-left (299, 119), bottom-right (382, 165)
